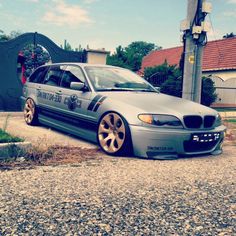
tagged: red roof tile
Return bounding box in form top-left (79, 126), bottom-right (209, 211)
top-left (141, 37), bottom-right (236, 73)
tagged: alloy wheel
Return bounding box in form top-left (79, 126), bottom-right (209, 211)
top-left (24, 98), bottom-right (36, 124)
top-left (98, 113), bottom-right (126, 154)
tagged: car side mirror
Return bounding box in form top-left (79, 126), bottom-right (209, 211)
top-left (70, 82), bottom-right (88, 91)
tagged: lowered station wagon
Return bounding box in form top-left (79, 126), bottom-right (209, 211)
top-left (21, 63), bottom-right (226, 159)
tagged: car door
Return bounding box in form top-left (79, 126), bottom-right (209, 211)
top-left (37, 65), bottom-right (65, 114)
top-left (58, 65), bottom-right (92, 123)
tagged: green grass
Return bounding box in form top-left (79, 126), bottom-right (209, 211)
top-left (0, 129), bottom-right (24, 143)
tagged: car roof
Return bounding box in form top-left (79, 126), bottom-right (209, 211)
top-left (39, 62), bottom-right (119, 69)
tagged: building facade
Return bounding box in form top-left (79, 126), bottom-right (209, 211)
top-left (141, 37), bottom-right (236, 107)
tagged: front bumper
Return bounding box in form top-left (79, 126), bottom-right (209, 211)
top-left (129, 124), bottom-right (226, 159)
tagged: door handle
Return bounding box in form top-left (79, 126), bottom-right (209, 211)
top-left (55, 91), bottom-right (62, 95)
top-left (37, 87), bottom-right (41, 90)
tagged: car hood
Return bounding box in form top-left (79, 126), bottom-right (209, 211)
top-left (99, 91), bottom-right (217, 117)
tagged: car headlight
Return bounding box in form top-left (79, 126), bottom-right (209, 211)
top-left (215, 113), bottom-right (222, 127)
top-left (138, 114), bottom-right (183, 128)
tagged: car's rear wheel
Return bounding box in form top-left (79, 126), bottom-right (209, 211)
top-left (98, 112), bottom-right (132, 156)
top-left (24, 98), bottom-right (38, 125)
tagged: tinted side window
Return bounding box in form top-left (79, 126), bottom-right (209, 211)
top-left (44, 65), bottom-right (65, 87)
top-left (60, 65), bottom-right (86, 89)
top-left (29, 66), bottom-right (48, 84)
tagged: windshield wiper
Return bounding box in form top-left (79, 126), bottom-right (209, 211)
top-left (97, 88), bottom-right (136, 92)
top-left (134, 89), bottom-right (159, 93)
top-left (97, 88), bottom-right (159, 93)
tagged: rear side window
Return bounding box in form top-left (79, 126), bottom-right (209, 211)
top-left (44, 65), bottom-right (66, 87)
top-left (28, 66), bottom-right (48, 83)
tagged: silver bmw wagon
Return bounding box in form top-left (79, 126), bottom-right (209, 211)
top-left (21, 63), bottom-right (226, 159)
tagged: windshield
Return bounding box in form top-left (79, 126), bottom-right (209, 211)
top-left (84, 66), bottom-right (157, 92)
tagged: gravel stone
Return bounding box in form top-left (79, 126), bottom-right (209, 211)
top-left (0, 145), bottom-right (236, 235)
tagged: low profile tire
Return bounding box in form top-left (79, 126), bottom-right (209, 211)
top-left (97, 112), bottom-right (132, 156)
top-left (24, 98), bottom-right (38, 125)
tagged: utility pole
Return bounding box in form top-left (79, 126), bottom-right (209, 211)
top-left (181, 0), bottom-right (212, 103)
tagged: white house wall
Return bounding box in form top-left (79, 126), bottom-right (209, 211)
top-left (203, 70), bottom-right (236, 81)
top-left (203, 71), bottom-right (236, 106)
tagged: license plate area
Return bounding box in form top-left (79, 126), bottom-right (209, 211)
top-left (191, 132), bottom-right (221, 143)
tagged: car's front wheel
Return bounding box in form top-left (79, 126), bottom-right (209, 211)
top-left (98, 112), bottom-right (132, 156)
top-left (24, 98), bottom-right (38, 125)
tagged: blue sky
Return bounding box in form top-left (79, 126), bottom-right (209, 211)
top-left (0, 0), bottom-right (236, 52)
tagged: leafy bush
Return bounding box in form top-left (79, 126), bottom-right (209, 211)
top-left (144, 61), bottom-right (181, 83)
top-left (201, 77), bottom-right (217, 106)
top-left (144, 63), bottom-right (217, 106)
top-left (160, 76), bottom-right (183, 98)
top-left (160, 76), bottom-right (217, 106)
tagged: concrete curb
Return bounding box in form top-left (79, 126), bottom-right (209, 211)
top-left (0, 141), bottom-right (31, 160)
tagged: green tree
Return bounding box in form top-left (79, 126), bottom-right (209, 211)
top-left (0, 30), bottom-right (10, 41)
top-left (60, 40), bottom-right (85, 52)
top-left (107, 41), bottom-right (161, 72)
top-left (9, 30), bottom-right (22, 39)
top-left (107, 46), bottom-right (130, 69)
top-left (61, 40), bottom-right (73, 51)
top-left (223, 32), bottom-right (235, 38)
top-left (125, 41), bottom-right (160, 71)
top-left (0, 30), bottom-right (23, 41)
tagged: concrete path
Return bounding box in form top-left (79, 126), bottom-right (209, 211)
top-left (0, 112), bottom-right (97, 149)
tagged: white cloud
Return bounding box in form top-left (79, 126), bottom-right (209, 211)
top-left (223, 10), bottom-right (236, 18)
top-left (227, 0), bottom-right (236, 3)
top-left (207, 27), bottom-right (223, 41)
top-left (86, 39), bottom-right (107, 50)
top-left (1, 12), bottom-right (25, 28)
top-left (84, 0), bottom-right (99, 4)
top-left (25, 0), bottom-right (39, 2)
top-left (42, 0), bottom-right (93, 27)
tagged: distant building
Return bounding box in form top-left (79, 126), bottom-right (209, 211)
top-left (86, 48), bottom-right (109, 65)
top-left (140, 37), bottom-right (236, 107)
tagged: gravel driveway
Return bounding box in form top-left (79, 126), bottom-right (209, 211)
top-left (1, 144), bottom-right (235, 235)
top-left (0, 112), bottom-right (235, 235)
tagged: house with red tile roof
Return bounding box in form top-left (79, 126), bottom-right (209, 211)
top-left (141, 37), bottom-right (236, 107)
